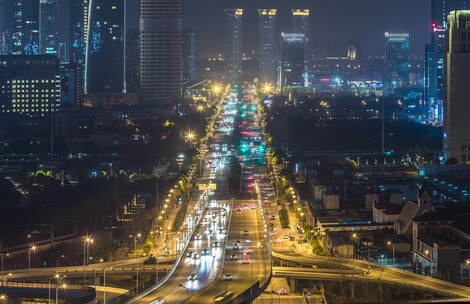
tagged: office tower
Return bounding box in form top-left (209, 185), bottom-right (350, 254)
top-left (444, 10), bottom-right (470, 162)
top-left (60, 62), bottom-right (81, 106)
top-left (424, 26), bottom-right (446, 124)
top-left (347, 44), bottom-right (358, 60)
top-left (384, 32), bottom-right (410, 89)
top-left (432, 0), bottom-right (470, 28)
top-left (258, 9), bottom-right (277, 83)
top-left (182, 29), bottom-right (198, 82)
top-left (86, 0), bottom-right (125, 94)
top-left (39, 0), bottom-right (59, 55)
top-left (1, 0), bottom-right (40, 55)
top-left (140, 0), bottom-right (183, 105)
top-left (279, 33), bottom-right (306, 88)
top-left (126, 28), bottom-right (140, 93)
top-left (0, 3), bottom-right (4, 54)
top-left (0, 55), bottom-right (61, 117)
top-left (225, 9), bottom-right (243, 82)
top-left (426, 0), bottom-right (470, 124)
top-left (292, 9), bottom-right (311, 73)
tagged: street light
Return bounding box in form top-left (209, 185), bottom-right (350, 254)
top-left (103, 267), bottom-right (113, 303)
top-left (56, 255), bottom-right (65, 269)
top-left (130, 233), bottom-right (142, 295)
top-left (28, 245), bottom-right (37, 270)
top-left (387, 241), bottom-right (395, 266)
top-left (83, 235), bottom-right (94, 286)
top-left (0, 253), bottom-right (9, 277)
top-left (48, 274), bottom-right (59, 303)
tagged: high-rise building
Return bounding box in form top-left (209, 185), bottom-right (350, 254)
top-left (182, 29), bottom-right (198, 83)
top-left (86, 0), bottom-right (125, 94)
top-left (292, 9), bottom-right (311, 75)
top-left (39, 0), bottom-right (59, 55)
top-left (444, 10), bottom-right (470, 162)
top-left (0, 55), bottom-right (61, 117)
top-left (1, 0), bottom-right (40, 55)
top-left (279, 33), bottom-right (306, 89)
top-left (258, 9), bottom-right (277, 83)
top-left (140, 0), bottom-right (183, 105)
top-left (384, 32), bottom-right (410, 89)
top-left (225, 9), bottom-right (243, 82)
top-left (426, 0), bottom-right (470, 124)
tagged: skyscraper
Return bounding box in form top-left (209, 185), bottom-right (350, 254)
top-left (182, 29), bottom-right (198, 83)
top-left (426, 0), bottom-right (470, 124)
top-left (258, 9), bottom-right (277, 83)
top-left (140, 0), bottom-right (183, 105)
top-left (39, 0), bottom-right (59, 55)
top-left (225, 9), bottom-right (243, 82)
top-left (384, 32), bottom-right (410, 89)
top-left (1, 0), bottom-right (40, 55)
top-left (280, 33), bottom-right (306, 89)
top-left (443, 10), bottom-right (470, 162)
top-left (86, 0), bottom-right (125, 94)
top-left (292, 9), bottom-right (311, 72)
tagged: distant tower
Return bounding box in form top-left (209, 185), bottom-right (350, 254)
top-left (39, 0), bottom-right (59, 55)
top-left (280, 33), bottom-right (306, 89)
top-left (347, 44), bottom-right (358, 60)
top-left (291, 9), bottom-right (311, 83)
top-left (2, 0), bottom-right (40, 55)
top-left (140, 0), bottom-right (183, 105)
top-left (444, 10), bottom-right (470, 162)
top-left (86, 0), bottom-right (125, 94)
top-left (258, 9), bottom-right (277, 83)
top-left (225, 9), bottom-right (243, 82)
top-left (384, 32), bottom-right (410, 89)
top-left (182, 29), bottom-right (198, 82)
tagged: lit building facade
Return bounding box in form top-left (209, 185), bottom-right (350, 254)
top-left (86, 0), bottom-right (125, 94)
top-left (258, 9), bottom-right (277, 83)
top-left (225, 9), bottom-right (243, 82)
top-left (140, 0), bottom-right (183, 104)
top-left (292, 9), bottom-right (311, 77)
top-left (444, 10), bottom-right (470, 162)
top-left (1, 0), bottom-right (40, 55)
top-left (0, 55), bottom-right (61, 117)
top-left (280, 33), bottom-right (306, 88)
top-left (182, 29), bottom-right (198, 82)
top-left (384, 32), bottom-right (410, 89)
top-left (39, 0), bottom-right (58, 55)
top-left (426, 0), bottom-right (470, 124)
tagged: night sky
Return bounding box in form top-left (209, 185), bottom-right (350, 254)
top-left (128, 0), bottom-right (430, 57)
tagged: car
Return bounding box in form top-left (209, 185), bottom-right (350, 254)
top-left (283, 235), bottom-right (289, 239)
top-left (214, 291), bottom-right (235, 303)
top-left (188, 273), bottom-right (198, 280)
top-left (213, 241), bottom-right (220, 247)
top-left (201, 249), bottom-right (210, 256)
top-left (186, 251), bottom-right (193, 258)
top-left (270, 215), bottom-right (276, 220)
top-left (242, 258), bottom-right (250, 264)
top-left (232, 242), bottom-right (239, 249)
top-left (235, 207), bottom-right (241, 212)
top-left (195, 234), bottom-right (202, 240)
top-left (224, 273), bottom-right (233, 281)
top-left (243, 230), bottom-right (249, 236)
top-left (150, 299), bottom-right (165, 304)
top-left (230, 253), bottom-right (238, 260)
top-left (192, 253), bottom-right (200, 260)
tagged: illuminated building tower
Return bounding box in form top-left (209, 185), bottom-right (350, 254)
top-left (182, 29), bottom-right (198, 82)
top-left (1, 0), bottom-right (40, 55)
top-left (258, 9), bottom-right (277, 83)
top-left (292, 9), bottom-right (311, 76)
top-left (444, 10), bottom-right (470, 162)
top-left (0, 55), bottom-right (61, 117)
top-left (426, 0), bottom-right (470, 124)
top-left (39, 0), bottom-right (59, 55)
top-left (280, 33), bottom-right (306, 89)
top-left (384, 32), bottom-right (410, 89)
top-left (225, 9), bottom-right (243, 82)
top-left (86, 0), bottom-right (125, 94)
top-left (140, 0), bottom-right (183, 104)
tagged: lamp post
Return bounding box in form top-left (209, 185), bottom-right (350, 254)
top-left (387, 241), bottom-right (395, 266)
top-left (48, 274), bottom-right (59, 303)
top-left (103, 267), bottom-right (113, 303)
top-left (130, 233), bottom-right (141, 294)
top-left (83, 236), bottom-right (94, 285)
top-left (1, 253), bottom-right (9, 277)
top-left (56, 255), bottom-right (65, 269)
top-left (352, 233), bottom-right (359, 259)
top-left (56, 275), bottom-right (66, 304)
top-left (28, 245), bottom-right (37, 270)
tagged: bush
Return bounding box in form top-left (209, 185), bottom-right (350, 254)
top-left (171, 203), bottom-right (189, 232)
top-left (144, 255), bottom-right (157, 265)
top-left (279, 208), bottom-right (289, 229)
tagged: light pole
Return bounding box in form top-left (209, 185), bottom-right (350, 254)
top-left (130, 233), bottom-right (141, 294)
top-left (387, 241), bottom-right (395, 266)
top-left (28, 245), bottom-right (37, 270)
top-left (103, 267), bottom-right (113, 303)
top-left (55, 275), bottom-right (66, 304)
top-left (352, 233), bottom-right (359, 259)
top-left (1, 253), bottom-right (9, 277)
top-left (56, 255), bottom-right (65, 269)
top-left (83, 236), bottom-right (94, 285)
top-left (48, 274), bottom-right (59, 303)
